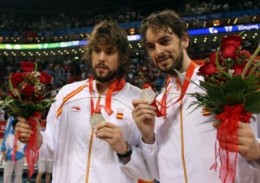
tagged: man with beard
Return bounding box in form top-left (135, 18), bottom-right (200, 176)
top-left (132, 10), bottom-right (260, 183)
top-left (15, 20), bottom-right (151, 183)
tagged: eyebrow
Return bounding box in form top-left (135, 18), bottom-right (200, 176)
top-left (158, 35), bottom-right (171, 41)
top-left (94, 45), bottom-right (117, 50)
top-left (106, 47), bottom-right (117, 51)
top-left (146, 35), bottom-right (171, 45)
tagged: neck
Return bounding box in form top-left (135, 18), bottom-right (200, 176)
top-left (96, 81), bottom-right (110, 94)
top-left (180, 52), bottom-right (192, 73)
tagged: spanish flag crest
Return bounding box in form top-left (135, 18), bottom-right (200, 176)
top-left (116, 108), bottom-right (124, 120)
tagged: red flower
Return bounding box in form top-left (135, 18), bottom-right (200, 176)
top-left (209, 52), bottom-right (217, 64)
top-left (21, 62), bottom-right (35, 72)
top-left (21, 84), bottom-right (34, 97)
top-left (198, 62), bottom-right (218, 76)
top-left (209, 52), bottom-right (223, 65)
top-left (40, 72), bottom-right (52, 84)
top-left (233, 64), bottom-right (245, 76)
top-left (221, 35), bottom-right (242, 59)
top-left (0, 61), bottom-right (55, 178)
top-left (11, 72), bottom-right (23, 87)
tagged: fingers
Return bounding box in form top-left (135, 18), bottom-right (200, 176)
top-left (95, 122), bottom-right (120, 139)
top-left (95, 128), bottom-right (114, 139)
top-left (132, 103), bottom-right (157, 118)
top-left (95, 122), bottom-right (126, 153)
top-left (218, 130), bottom-right (252, 147)
top-left (218, 135), bottom-right (238, 144)
top-left (220, 143), bottom-right (246, 153)
top-left (95, 121), bottom-right (115, 130)
top-left (133, 102), bottom-right (156, 112)
top-left (15, 116), bottom-right (33, 143)
top-left (237, 122), bottom-right (254, 144)
top-left (19, 137), bottom-right (30, 143)
top-left (237, 122), bottom-right (252, 136)
top-left (217, 121), bottom-right (260, 160)
top-left (219, 142), bottom-right (238, 152)
top-left (17, 116), bottom-right (27, 124)
top-left (212, 121), bottom-right (221, 128)
top-left (132, 99), bottom-right (148, 107)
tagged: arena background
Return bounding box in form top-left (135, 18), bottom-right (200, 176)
top-left (0, 0), bottom-right (259, 182)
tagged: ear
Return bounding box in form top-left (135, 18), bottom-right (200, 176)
top-left (181, 34), bottom-right (189, 49)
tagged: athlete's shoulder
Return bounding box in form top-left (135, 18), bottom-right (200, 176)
top-left (60, 80), bottom-right (88, 92)
top-left (56, 80), bottom-right (89, 98)
top-left (125, 82), bottom-right (141, 93)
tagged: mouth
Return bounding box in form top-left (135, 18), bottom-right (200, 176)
top-left (96, 67), bottom-right (107, 72)
top-left (95, 63), bottom-right (108, 69)
top-left (157, 56), bottom-right (170, 65)
top-left (95, 64), bottom-right (108, 73)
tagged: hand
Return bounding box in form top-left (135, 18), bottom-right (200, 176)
top-left (15, 116), bottom-right (42, 147)
top-left (132, 99), bottom-right (157, 144)
top-left (95, 122), bottom-right (127, 154)
top-left (218, 122), bottom-right (260, 160)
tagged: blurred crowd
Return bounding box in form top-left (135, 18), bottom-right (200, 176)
top-left (0, 0), bottom-right (259, 43)
top-left (0, 0), bottom-right (259, 117)
top-left (182, 0), bottom-right (258, 16)
top-left (0, 51), bottom-right (166, 105)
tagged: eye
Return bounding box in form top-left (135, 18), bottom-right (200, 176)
top-left (146, 44), bottom-right (155, 51)
top-left (160, 38), bottom-right (171, 45)
top-left (106, 49), bottom-right (116, 55)
top-left (93, 48), bottom-right (100, 54)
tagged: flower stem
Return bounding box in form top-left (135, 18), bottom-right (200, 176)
top-left (215, 48), bottom-right (232, 78)
top-left (248, 61), bottom-right (260, 76)
top-left (242, 45), bottom-right (260, 79)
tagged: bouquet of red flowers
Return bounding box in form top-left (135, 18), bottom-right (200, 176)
top-left (192, 34), bottom-right (260, 183)
top-left (0, 61), bottom-right (54, 177)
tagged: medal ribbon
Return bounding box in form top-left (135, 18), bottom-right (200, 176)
top-left (156, 76), bottom-right (170, 116)
top-left (173, 61), bottom-right (196, 104)
top-left (156, 61), bottom-right (197, 116)
top-left (89, 77), bottom-right (126, 115)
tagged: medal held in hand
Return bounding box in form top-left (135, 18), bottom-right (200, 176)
top-left (90, 113), bottom-right (105, 127)
top-left (141, 88), bottom-right (155, 104)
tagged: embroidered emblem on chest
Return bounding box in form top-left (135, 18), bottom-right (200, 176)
top-left (116, 108), bottom-right (124, 120)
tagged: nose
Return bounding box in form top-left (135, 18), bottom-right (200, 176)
top-left (155, 44), bottom-right (164, 56)
top-left (98, 51), bottom-right (106, 62)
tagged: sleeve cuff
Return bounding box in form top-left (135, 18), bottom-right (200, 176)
top-left (140, 137), bottom-right (158, 153)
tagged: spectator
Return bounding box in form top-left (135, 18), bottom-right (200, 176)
top-left (2, 116), bottom-right (26, 183)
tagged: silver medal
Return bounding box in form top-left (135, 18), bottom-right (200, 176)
top-left (141, 88), bottom-right (155, 104)
top-left (90, 113), bottom-right (105, 128)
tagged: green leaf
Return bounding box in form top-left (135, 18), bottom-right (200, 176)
top-left (223, 90), bottom-right (245, 105)
top-left (200, 81), bottom-right (225, 104)
top-left (244, 75), bottom-right (259, 91)
top-left (221, 75), bottom-right (245, 93)
top-left (190, 92), bottom-right (224, 114)
top-left (245, 91), bottom-right (260, 113)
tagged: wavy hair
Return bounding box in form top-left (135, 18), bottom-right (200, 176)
top-left (82, 20), bottom-right (130, 79)
top-left (140, 9), bottom-right (188, 45)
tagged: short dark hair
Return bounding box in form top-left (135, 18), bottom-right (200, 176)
top-left (140, 9), bottom-right (188, 44)
top-left (82, 20), bottom-right (130, 79)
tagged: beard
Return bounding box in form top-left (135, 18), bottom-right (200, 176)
top-left (159, 49), bottom-right (183, 76)
top-left (91, 63), bottom-right (119, 83)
